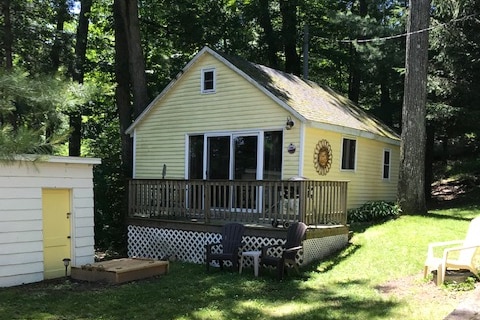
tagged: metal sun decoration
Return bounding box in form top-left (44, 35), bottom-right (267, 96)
top-left (313, 139), bottom-right (332, 175)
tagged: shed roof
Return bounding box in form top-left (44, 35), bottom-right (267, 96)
top-left (126, 47), bottom-right (400, 142)
top-left (7, 154), bottom-right (101, 165)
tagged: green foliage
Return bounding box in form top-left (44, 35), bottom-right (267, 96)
top-left (0, 69), bottom-right (94, 157)
top-left (83, 92), bottom-right (127, 253)
top-left (444, 276), bottom-right (477, 292)
top-left (0, 125), bottom-right (65, 158)
top-left (348, 201), bottom-right (401, 223)
top-left (428, 0), bottom-right (480, 160)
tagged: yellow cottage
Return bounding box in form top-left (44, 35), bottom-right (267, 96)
top-left (127, 46), bottom-right (399, 211)
top-left (125, 46), bottom-right (400, 266)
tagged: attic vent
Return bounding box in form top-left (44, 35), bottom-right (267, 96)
top-left (201, 68), bottom-right (216, 94)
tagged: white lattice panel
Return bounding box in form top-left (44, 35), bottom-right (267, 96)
top-left (128, 225), bottom-right (347, 268)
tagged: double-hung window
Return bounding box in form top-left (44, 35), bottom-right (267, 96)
top-left (201, 68), bottom-right (216, 93)
top-left (383, 149), bottom-right (391, 179)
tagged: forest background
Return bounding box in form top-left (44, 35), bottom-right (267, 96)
top-left (0, 0), bottom-right (479, 254)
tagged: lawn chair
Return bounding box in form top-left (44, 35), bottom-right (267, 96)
top-left (205, 223), bottom-right (245, 272)
top-left (260, 222), bottom-right (307, 280)
top-left (423, 216), bottom-right (480, 285)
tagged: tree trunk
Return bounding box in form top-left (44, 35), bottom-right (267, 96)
top-left (257, 0), bottom-right (279, 69)
top-left (2, 0), bottom-right (13, 70)
top-left (379, 68), bottom-right (394, 127)
top-left (117, 0), bottom-right (149, 118)
top-left (348, 0), bottom-right (367, 103)
top-left (397, 0), bottom-right (430, 214)
top-left (50, 0), bottom-right (69, 71)
top-left (72, 0), bottom-right (92, 83)
top-left (348, 43), bottom-right (360, 103)
top-left (69, 0), bottom-right (92, 157)
top-left (280, 0), bottom-right (300, 75)
top-left (114, 0), bottom-right (133, 179)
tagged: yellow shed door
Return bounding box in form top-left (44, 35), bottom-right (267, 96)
top-left (42, 189), bottom-right (72, 279)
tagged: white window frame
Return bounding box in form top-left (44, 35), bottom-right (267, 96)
top-left (341, 137), bottom-right (357, 171)
top-left (382, 148), bottom-right (391, 180)
top-left (201, 68), bottom-right (216, 94)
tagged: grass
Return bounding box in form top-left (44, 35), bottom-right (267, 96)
top-left (1, 205), bottom-right (478, 320)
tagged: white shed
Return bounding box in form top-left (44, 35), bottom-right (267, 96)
top-left (0, 155), bottom-right (101, 287)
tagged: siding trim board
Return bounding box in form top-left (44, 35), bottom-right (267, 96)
top-left (309, 120), bottom-right (400, 146)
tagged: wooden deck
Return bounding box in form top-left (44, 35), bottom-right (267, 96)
top-left (127, 179), bottom-right (349, 267)
top-left (128, 179), bottom-right (349, 226)
top-left (127, 217), bottom-right (349, 240)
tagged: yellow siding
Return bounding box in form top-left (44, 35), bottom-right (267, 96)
top-left (302, 127), bottom-right (399, 209)
top-left (134, 53), bottom-right (301, 178)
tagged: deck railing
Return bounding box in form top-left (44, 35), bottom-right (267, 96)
top-left (128, 179), bottom-right (348, 226)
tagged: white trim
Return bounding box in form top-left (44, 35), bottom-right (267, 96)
top-left (281, 130), bottom-right (286, 180)
top-left (309, 121), bottom-right (400, 146)
top-left (9, 155), bottom-right (101, 165)
top-left (187, 129), bottom-right (284, 181)
top-left (69, 188), bottom-right (75, 268)
top-left (184, 134), bottom-right (189, 179)
top-left (132, 131), bottom-right (137, 178)
top-left (201, 67), bottom-right (216, 94)
top-left (257, 133), bottom-right (264, 180)
top-left (298, 122), bottom-right (306, 177)
top-left (202, 135), bottom-right (208, 180)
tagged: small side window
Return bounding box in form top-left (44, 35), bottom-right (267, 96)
top-left (341, 138), bottom-right (356, 170)
top-left (201, 68), bottom-right (216, 93)
top-left (383, 149), bottom-right (391, 179)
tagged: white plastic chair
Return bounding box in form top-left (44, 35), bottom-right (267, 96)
top-left (423, 217), bottom-right (480, 285)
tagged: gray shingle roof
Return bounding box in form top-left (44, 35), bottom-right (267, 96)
top-left (218, 51), bottom-right (400, 141)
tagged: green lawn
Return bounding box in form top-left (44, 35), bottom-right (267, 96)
top-left (1, 204), bottom-right (478, 320)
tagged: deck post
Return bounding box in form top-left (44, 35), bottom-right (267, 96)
top-left (204, 181), bottom-right (211, 223)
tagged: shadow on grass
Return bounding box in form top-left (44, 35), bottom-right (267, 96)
top-left (0, 261), bottom-right (399, 320)
top-left (304, 243), bottom-right (361, 275)
top-left (422, 211), bottom-right (475, 221)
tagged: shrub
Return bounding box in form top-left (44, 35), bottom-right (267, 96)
top-left (348, 201), bottom-right (401, 223)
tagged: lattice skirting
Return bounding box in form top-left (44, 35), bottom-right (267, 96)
top-left (127, 225), bottom-right (347, 268)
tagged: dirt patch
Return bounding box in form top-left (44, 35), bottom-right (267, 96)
top-left (376, 273), bottom-right (475, 305)
top-left (430, 176), bottom-right (480, 208)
